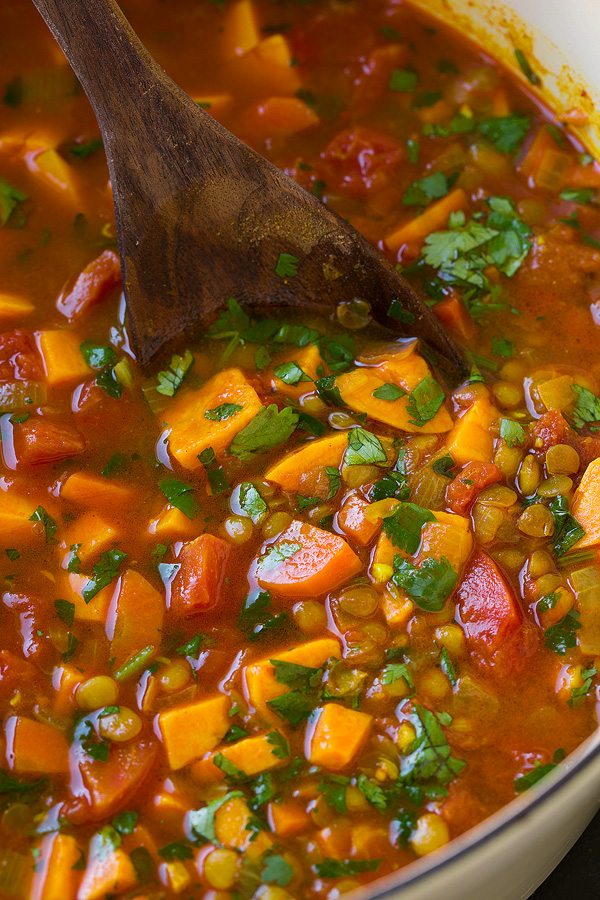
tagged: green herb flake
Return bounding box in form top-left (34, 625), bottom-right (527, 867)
top-left (238, 482), bottom-right (268, 524)
top-left (478, 114), bottom-right (531, 153)
top-left (274, 361), bottom-right (311, 385)
top-left (381, 662), bottom-right (414, 689)
top-left (80, 341), bottom-right (117, 369)
top-left (550, 495), bottom-right (585, 557)
top-left (393, 556), bottom-right (457, 611)
top-left (204, 402), bottom-right (243, 422)
top-left (403, 172), bottom-right (449, 207)
top-left (500, 417), bottom-right (526, 447)
top-left (315, 859), bottom-right (381, 878)
top-left (0, 179), bottom-right (27, 227)
top-left (407, 375), bottom-right (445, 427)
top-left (112, 810), bottom-right (138, 835)
top-left (54, 599), bottom-right (75, 627)
top-left (544, 609), bottom-right (581, 655)
top-left (158, 842), bottom-right (193, 861)
top-left (440, 647), bottom-right (458, 686)
top-left (261, 854), bottom-right (294, 887)
top-left (156, 349), bottom-right (194, 397)
top-left (514, 48), bottom-right (541, 86)
top-left (69, 138), bottom-right (103, 159)
top-left (187, 791), bottom-right (244, 845)
top-left (345, 427), bottom-right (387, 466)
top-left (389, 68), bottom-right (418, 92)
top-left (4, 548), bottom-right (20, 561)
top-left (432, 454), bottom-right (455, 478)
top-left (230, 405), bottom-right (298, 461)
top-left (400, 703), bottom-right (465, 786)
top-left (275, 252), bottom-right (299, 279)
top-left (29, 506), bottom-right (57, 544)
top-left (372, 382), bottom-right (406, 401)
top-left (382, 502), bottom-right (435, 554)
top-left (571, 384), bottom-right (600, 431)
top-left (159, 478), bottom-right (199, 520)
top-left (357, 773), bottom-right (388, 811)
top-left (82, 548), bottom-right (127, 603)
top-left (514, 762), bottom-right (557, 793)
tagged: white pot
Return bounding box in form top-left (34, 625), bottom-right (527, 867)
top-left (365, 2), bottom-right (600, 898)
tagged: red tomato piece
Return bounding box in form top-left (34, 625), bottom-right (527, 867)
top-left (456, 551), bottom-right (524, 673)
top-left (56, 249), bottom-right (121, 319)
top-left (65, 740), bottom-right (158, 823)
top-left (0, 329), bottom-right (42, 382)
top-left (319, 127), bottom-right (404, 199)
top-left (353, 44), bottom-right (409, 106)
top-left (169, 534), bottom-right (232, 615)
top-left (12, 418), bottom-right (86, 467)
top-left (446, 461), bottom-right (502, 515)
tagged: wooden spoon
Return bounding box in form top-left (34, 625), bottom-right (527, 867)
top-left (32, 0), bottom-right (468, 385)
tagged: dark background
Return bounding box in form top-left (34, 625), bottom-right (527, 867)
top-left (532, 811), bottom-right (600, 897)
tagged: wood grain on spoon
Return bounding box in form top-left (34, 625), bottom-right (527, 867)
top-left (31, 0), bottom-right (468, 385)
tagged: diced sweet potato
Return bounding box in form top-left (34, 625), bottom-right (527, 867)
top-left (445, 397), bottom-right (498, 465)
top-left (169, 534), bottom-right (231, 615)
top-left (37, 330), bottom-right (89, 387)
top-left (268, 800), bottom-right (311, 838)
top-left (256, 519), bottom-right (362, 599)
top-left (12, 418), bottom-right (85, 467)
top-left (0, 492), bottom-right (40, 544)
top-left (56, 250), bottom-right (121, 319)
top-left (63, 573), bottom-right (114, 624)
top-left (61, 471), bottom-right (135, 510)
top-left (106, 570), bottom-right (164, 666)
top-left (265, 432), bottom-right (347, 494)
top-left (157, 694), bottom-right (230, 770)
top-left (571, 458), bottom-right (600, 548)
top-left (5, 715), bottom-right (69, 774)
top-left (221, 0), bottom-right (260, 58)
top-left (165, 368), bottom-right (263, 470)
top-left (77, 833), bottom-right (136, 900)
top-left (337, 492), bottom-right (380, 546)
top-left (307, 703), bottom-right (373, 770)
top-left (214, 795), bottom-right (273, 858)
top-left (241, 97), bottom-right (320, 141)
top-left (31, 833), bottom-right (82, 900)
top-left (63, 512), bottom-right (121, 568)
top-left (384, 188), bottom-right (468, 254)
top-left (148, 505), bottom-right (199, 541)
top-left (270, 344), bottom-right (323, 400)
top-left (244, 637), bottom-right (341, 721)
top-left (190, 732), bottom-right (286, 784)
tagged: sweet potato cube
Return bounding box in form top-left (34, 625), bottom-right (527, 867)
top-left (61, 471), bottom-right (134, 510)
top-left (270, 344), bottom-right (323, 401)
top-left (221, 0), bottom-right (260, 58)
top-left (37, 330), bottom-right (89, 387)
top-left (191, 732), bottom-right (286, 784)
top-left (307, 704), bottom-right (373, 770)
top-left (571, 458), bottom-right (600, 548)
top-left (244, 637), bottom-right (341, 720)
top-left (78, 834), bottom-right (136, 900)
top-left (384, 188), bottom-right (468, 254)
top-left (265, 432), bottom-right (347, 494)
top-left (337, 492), bottom-right (380, 547)
top-left (242, 97), bottom-right (319, 141)
top-left (148, 504), bottom-right (199, 541)
top-left (106, 570), bottom-right (164, 666)
top-left (165, 368), bottom-right (263, 470)
top-left (169, 533), bottom-right (231, 615)
top-left (0, 492), bottom-right (39, 544)
top-left (230, 40), bottom-right (301, 97)
top-left (31, 833), bottom-right (82, 900)
top-left (256, 519), bottom-right (361, 599)
top-left (157, 694), bottom-right (230, 770)
top-left (63, 512), bottom-right (121, 568)
top-left (214, 795), bottom-right (273, 857)
top-left (337, 353), bottom-right (452, 434)
top-left (0, 293), bottom-right (34, 321)
top-left (56, 250), bottom-right (121, 320)
top-left (63, 573), bottom-right (114, 624)
top-left (445, 397), bottom-right (498, 465)
top-left (269, 800), bottom-right (311, 838)
top-left (6, 715), bottom-right (69, 774)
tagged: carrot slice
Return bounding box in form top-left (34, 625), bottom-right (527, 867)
top-left (256, 519), bottom-right (362, 599)
top-left (337, 491), bottom-right (380, 547)
top-left (384, 188), bottom-right (468, 254)
top-left (31, 833), bottom-right (82, 900)
top-left (169, 533), bottom-right (232, 615)
top-left (265, 432), bottom-right (347, 494)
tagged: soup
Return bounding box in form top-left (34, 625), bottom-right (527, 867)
top-left (1, 0), bottom-right (600, 897)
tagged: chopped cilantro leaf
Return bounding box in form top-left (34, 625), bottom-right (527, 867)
top-left (432, 454), bottom-right (455, 478)
top-left (400, 703), bottom-right (465, 786)
top-left (156, 349), bottom-right (194, 397)
top-left (345, 428), bottom-right (387, 466)
top-left (381, 662), bottom-right (414, 689)
top-left (54, 599), bottom-right (75, 627)
top-left (403, 172), bottom-right (450, 206)
top-left (319, 775), bottom-right (349, 813)
top-left (491, 336), bottom-right (514, 358)
top-left (560, 188), bottom-right (595, 204)
top-left (0, 179), bottom-right (27, 227)
top-left (198, 446), bottom-right (229, 494)
top-left (382, 502), bottom-right (435, 554)
top-left (406, 375), bottom-right (445, 427)
top-left (230, 405), bottom-right (298, 461)
top-left (544, 609), bottom-right (581, 655)
top-left (275, 253), bottom-right (299, 278)
top-left (478, 114), bottom-right (530, 153)
top-left (440, 647), bottom-right (458, 686)
top-left (315, 859), bottom-right (381, 878)
top-left (204, 402), bottom-right (243, 421)
top-left (266, 730), bottom-right (290, 760)
top-left (274, 362), bottom-right (311, 385)
top-left (571, 384), bottom-right (600, 431)
top-left (393, 556), bottom-right (457, 611)
top-left (158, 842), bottom-right (193, 861)
top-left (29, 506), bottom-right (57, 543)
top-left (550, 495), bottom-right (585, 557)
top-left (80, 341), bottom-right (116, 369)
top-left (357, 773), bottom-right (388, 810)
top-left (500, 418), bottom-right (526, 447)
top-left (514, 762), bottom-right (557, 793)
top-left (69, 138), bottom-right (103, 159)
top-left (325, 465), bottom-right (341, 499)
top-left (238, 482), bottom-right (268, 524)
top-left (569, 666), bottom-right (597, 707)
top-left (82, 548), bottom-right (127, 603)
top-left (372, 382), bottom-right (406, 401)
top-left (186, 791), bottom-right (244, 845)
top-left (4, 548), bottom-right (19, 561)
top-left (315, 374), bottom-right (345, 407)
top-left (388, 298), bottom-right (415, 324)
top-left (159, 478), bottom-right (199, 520)
top-left (389, 68), bottom-right (418, 92)
top-left (261, 854), bottom-right (294, 887)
